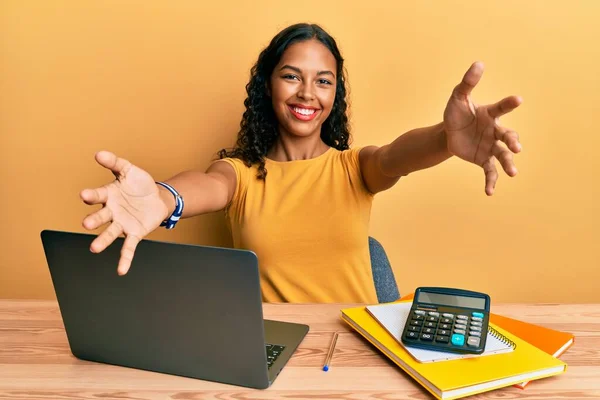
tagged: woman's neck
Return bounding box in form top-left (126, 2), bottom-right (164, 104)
top-left (266, 134), bottom-right (330, 162)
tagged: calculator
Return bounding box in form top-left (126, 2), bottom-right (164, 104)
top-left (401, 287), bottom-right (491, 355)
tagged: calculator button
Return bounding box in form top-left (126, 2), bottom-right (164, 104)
top-left (405, 331), bottom-right (419, 340)
top-left (414, 310), bottom-right (426, 315)
top-left (457, 315), bottom-right (468, 320)
top-left (467, 336), bottom-right (481, 347)
top-left (442, 313), bottom-right (454, 319)
top-left (435, 335), bottom-right (449, 343)
top-left (425, 322), bottom-right (437, 328)
top-left (441, 318), bottom-right (452, 324)
top-left (454, 329), bottom-right (466, 335)
top-left (469, 331), bottom-right (481, 337)
top-left (428, 312), bottom-right (440, 317)
top-left (472, 316), bottom-right (483, 322)
top-left (472, 312), bottom-right (484, 318)
top-left (455, 323), bottom-right (467, 330)
top-left (410, 320), bottom-right (423, 326)
top-left (470, 321), bottom-right (482, 327)
top-left (423, 328), bottom-right (435, 334)
top-left (437, 329), bottom-right (450, 336)
top-left (426, 316), bottom-right (439, 322)
top-left (420, 333), bottom-right (434, 341)
top-left (413, 314), bottom-right (424, 320)
top-left (451, 334), bottom-right (465, 346)
top-left (470, 326), bottom-right (482, 332)
top-left (440, 324), bottom-right (451, 330)
top-left (408, 326), bottom-right (420, 332)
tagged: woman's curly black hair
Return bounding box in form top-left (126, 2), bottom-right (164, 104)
top-left (218, 23), bottom-right (351, 179)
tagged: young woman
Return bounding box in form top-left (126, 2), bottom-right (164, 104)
top-left (80, 23), bottom-right (522, 303)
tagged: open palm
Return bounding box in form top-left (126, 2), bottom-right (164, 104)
top-left (443, 62), bottom-right (523, 195)
top-left (80, 151), bottom-right (168, 275)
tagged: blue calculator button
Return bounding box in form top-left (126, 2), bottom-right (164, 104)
top-left (472, 312), bottom-right (484, 318)
top-left (451, 334), bottom-right (465, 346)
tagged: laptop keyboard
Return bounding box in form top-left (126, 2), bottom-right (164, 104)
top-left (265, 343), bottom-right (286, 369)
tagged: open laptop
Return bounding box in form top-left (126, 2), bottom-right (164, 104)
top-left (40, 229), bottom-right (309, 389)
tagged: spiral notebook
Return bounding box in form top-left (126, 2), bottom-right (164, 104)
top-left (366, 302), bottom-right (515, 363)
top-left (341, 304), bottom-right (567, 400)
top-left (396, 292), bottom-right (574, 387)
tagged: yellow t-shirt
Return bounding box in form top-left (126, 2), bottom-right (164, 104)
top-left (218, 147), bottom-right (378, 303)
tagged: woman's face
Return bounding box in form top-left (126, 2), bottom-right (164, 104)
top-left (269, 39), bottom-right (337, 139)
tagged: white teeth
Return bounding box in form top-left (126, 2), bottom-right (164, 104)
top-left (293, 107), bottom-right (316, 115)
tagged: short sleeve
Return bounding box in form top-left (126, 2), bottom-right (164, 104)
top-left (211, 157), bottom-right (251, 219)
top-left (340, 146), bottom-right (375, 197)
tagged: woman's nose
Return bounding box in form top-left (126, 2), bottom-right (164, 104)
top-left (297, 83), bottom-right (315, 101)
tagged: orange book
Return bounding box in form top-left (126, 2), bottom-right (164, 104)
top-left (399, 293), bottom-right (575, 389)
top-left (489, 313), bottom-right (574, 388)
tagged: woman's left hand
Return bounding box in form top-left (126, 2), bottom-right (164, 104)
top-left (443, 62), bottom-right (523, 195)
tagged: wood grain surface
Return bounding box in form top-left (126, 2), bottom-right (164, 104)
top-left (1, 301), bottom-right (598, 399)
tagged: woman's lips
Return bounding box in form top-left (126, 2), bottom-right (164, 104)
top-left (288, 105), bottom-right (319, 121)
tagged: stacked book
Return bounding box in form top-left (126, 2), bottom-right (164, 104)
top-left (341, 294), bottom-right (573, 400)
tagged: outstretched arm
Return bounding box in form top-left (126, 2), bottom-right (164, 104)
top-left (359, 123), bottom-right (450, 193)
top-left (359, 62), bottom-right (522, 195)
top-left (81, 152), bottom-right (237, 275)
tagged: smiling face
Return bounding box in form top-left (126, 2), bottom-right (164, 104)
top-left (269, 39), bottom-right (338, 140)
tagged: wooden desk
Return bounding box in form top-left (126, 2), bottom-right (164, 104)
top-left (1, 301), bottom-right (598, 399)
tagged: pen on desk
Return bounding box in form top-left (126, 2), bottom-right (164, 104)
top-left (322, 331), bottom-right (339, 371)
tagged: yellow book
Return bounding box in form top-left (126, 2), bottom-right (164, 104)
top-left (341, 303), bottom-right (567, 400)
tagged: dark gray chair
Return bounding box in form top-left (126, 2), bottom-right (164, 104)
top-left (369, 237), bottom-right (400, 303)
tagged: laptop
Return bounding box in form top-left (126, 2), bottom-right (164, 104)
top-left (40, 229), bottom-right (309, 389)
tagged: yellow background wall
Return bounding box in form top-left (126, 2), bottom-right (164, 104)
top-left (1, 0), bottom-right (598, 302)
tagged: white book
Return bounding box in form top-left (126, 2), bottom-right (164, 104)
top-left (366, 302), bottom-right (514, 363)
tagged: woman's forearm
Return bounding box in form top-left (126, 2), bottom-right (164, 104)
top-left (378, 122), bottom-right (452, 177)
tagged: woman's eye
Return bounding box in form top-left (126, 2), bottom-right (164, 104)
top-left (283, 74), bottom-right (299, 81)
top-left (318, 79), bottom-right (333, 85)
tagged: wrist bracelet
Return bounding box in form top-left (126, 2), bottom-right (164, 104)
top-left (156, 181), bottom-right (184, 229)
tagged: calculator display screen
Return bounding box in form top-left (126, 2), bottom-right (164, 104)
top-left (417, 292), bottom-right (485, 309)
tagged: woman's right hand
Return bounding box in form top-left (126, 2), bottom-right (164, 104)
top-left (80, 151), bottom-right (170, 276)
